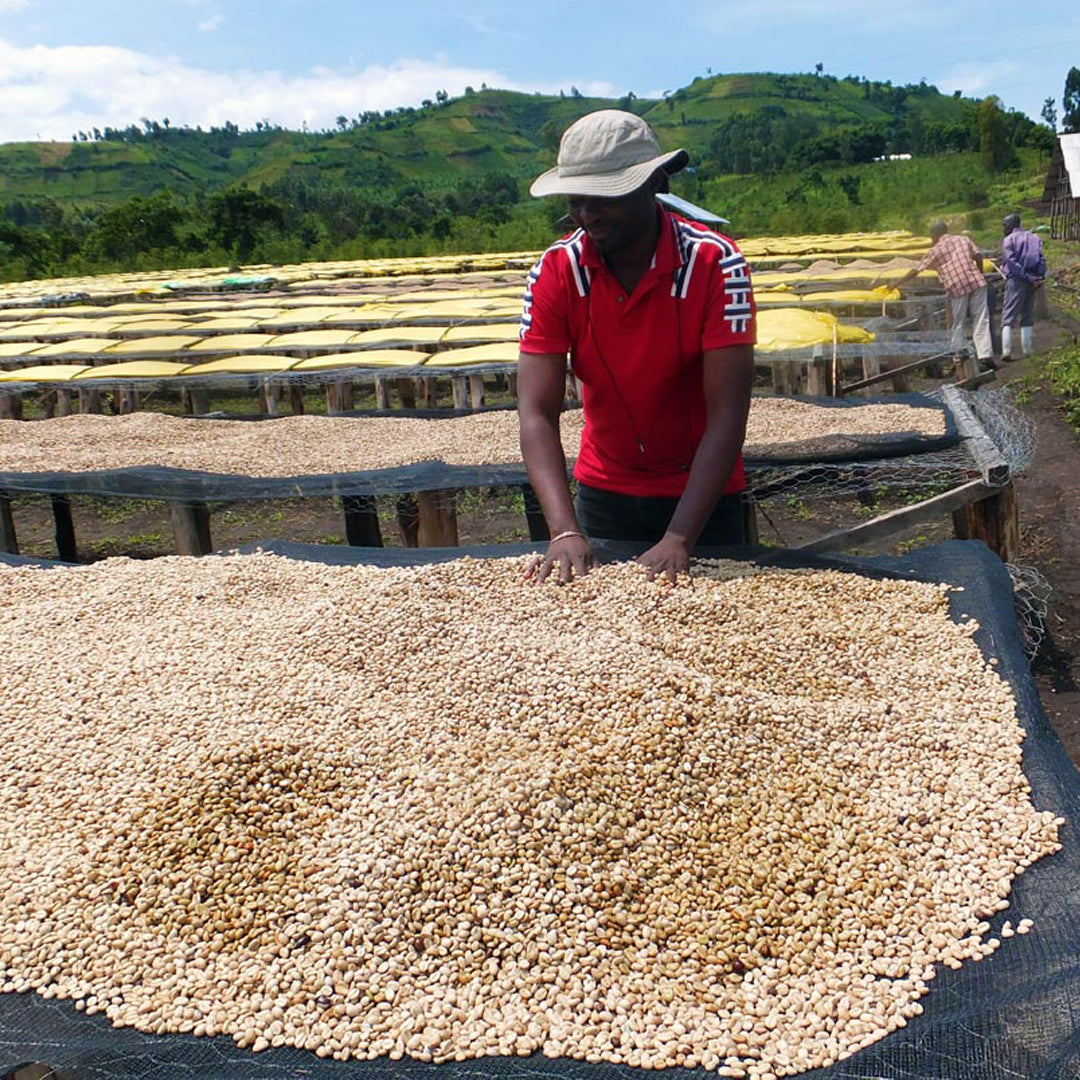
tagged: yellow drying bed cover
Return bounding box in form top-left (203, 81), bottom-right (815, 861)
top-left (755, 309), bottom-right (874, 352)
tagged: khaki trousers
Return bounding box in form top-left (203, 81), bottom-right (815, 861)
top-left (949, 286), bottom-right (992, 360)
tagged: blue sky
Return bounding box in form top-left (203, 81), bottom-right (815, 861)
top-left (1, 0), bottom-right (1077, 143)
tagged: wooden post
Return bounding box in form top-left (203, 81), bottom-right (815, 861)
top-left (417, 377), bottom-right (437, 408)
top-left (951, 482), bottom-right (1019, 562)
top-left (396, 494), bottom-right (420, 547)
top-left (341, 496), bottom-right (383, 546)
top-left (375, 377), bottom-right (391, 411)
top-left (289, 384), bottom-right (305, 415)
top-left (508, 373), bottom-right (518, 400)
top-left (51, 495), bottom-right (77, 562)
top-left (169, 502), bottom-right (213, 556)
top-left (395, 378), bottom-right (417, 409)
top-left (741, 498), bottom-right (759, 547)
top-left (806, 347), bottom-right (834, 396)
top-left (468, 374), bottom-right (485, 409)
top-left (521, 483), bottom-right (549, 541)
top-left (0, 492), bottom-right (18, 555)
top-left (0, 393), bottom-right (23, 421)
top-left (57, 389), bottom-right (73, 417)
top-left (953, 351), bottom-right (980, 384)
top-left (188, 387), bottom-right (211, 415)
top-left (78, 388), bottom-right (103, 414)
top-left (416, 490), bottom-right (458, 546)
top-left (451, 377), bottom-right (470, 411)
top-left (565, 372), bottom-right (581, 404)
top-left (41, 390), bottom-right (57, 419)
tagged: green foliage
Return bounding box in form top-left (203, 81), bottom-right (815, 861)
top-left (1065, 67), bottom-right (1080, 133)
top-left (0, 74), bottom-right (1058, 280)
top-left (1042, 345), bottom-right (1080, 431)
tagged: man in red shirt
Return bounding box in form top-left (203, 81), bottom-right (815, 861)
top-left (518, 110), bottom-right (756, 583)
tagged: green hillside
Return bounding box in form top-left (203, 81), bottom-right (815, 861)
top-left (0, 72), bottom-right (1055, 281)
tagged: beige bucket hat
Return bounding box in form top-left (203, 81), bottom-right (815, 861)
top-left (530, 109), bottom-right (688, 198)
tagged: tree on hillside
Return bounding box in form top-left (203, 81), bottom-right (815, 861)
top-left (86, 192), bottom-right (186, 263)
top-left (1042, 97), bottom-right (1058, 130)
top-left (977, 96), bottom-right (1016, 172)
top-left (207, 188), bottom-right (285, 262)
top-left (1064, 67), bottom-right (1080, 133)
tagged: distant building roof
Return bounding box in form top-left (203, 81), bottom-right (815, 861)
top-left (656, 192), bottom-right (730, 225)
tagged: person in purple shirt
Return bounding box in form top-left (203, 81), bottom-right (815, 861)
top-left (1000, 213), bottom-right (1046, 361)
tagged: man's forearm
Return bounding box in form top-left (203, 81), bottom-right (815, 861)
top-left (519, 413), bottom-right (579, 534)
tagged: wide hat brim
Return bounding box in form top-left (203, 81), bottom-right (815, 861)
top-left (529, 148), bottom-right (688, 198)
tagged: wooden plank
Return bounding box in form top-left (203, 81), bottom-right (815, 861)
top-left (395, 377), bottom-right (417, 409)
top-left (57, 389), bottom-right (73, 417)
top-left (78, 388), bottom-right (103, 414)
top-left (289, 384), bottom-right (305, 415)
top-left (341, 495), bottom-right (383, 547)
top-left (51, 495), bottom-right (77, 562)
top-left (840, 349), bottom-right (953, 394)
top-left (451, 377), bottom-right (469, 411)
top-left (374, 377), bottom-right (391, 411)
top-left (0, 492), bottom-right (18, 555)
top-left (940, 385), bottom-right (1010, 486)
top-left (952, 481), bottom-right (1019, 562)
top-left (806, 347), bottom-right (834, 397)
top-left (169, 501), bottom-right (213, 556)
top-left (468, 374), bottom-right (486, 409)
top-left (796, 479), bottom-right (995, 554)
top-left (416, 490), bottom-right (458, 547)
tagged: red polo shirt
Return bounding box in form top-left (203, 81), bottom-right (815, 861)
top-left (519, 209), bottom-right (756, 497)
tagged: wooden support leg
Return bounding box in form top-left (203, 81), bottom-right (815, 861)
top-left (341, 496), bottom-right (383, 547)
top-left (521, 483), bottom-right (549, 541)
top-left (188, 388), bottom-right (211, 415)
top-left (468, 374), bottom-right (486, 409)
top-left (951, 481), bottom-right (1019, 562)
top-left (417, 377), bottom-right (437, 408)
top-left (0, 393), bottom-right (23, 420)
top-left (78, 388), bottom-right (103, 414)
top-left (50, 495), bottom-right (77, 562)
top-left (565, 372), bottom-right (581, 404)
top-left (395, 378), bottom-right (417, 409)
top-left (741, 498), bottom-right (759, 547)
top-left (0, 492), bottom-right (18, 555)
top-left (451, 377), bottom-right (469, 411)
top-left (508, 373), bottom-right (518, 401)
top-left (806, 349), bottom-right (834, 396)
top-left (375, 378), bottom-right (391, 411)
top-left (416, 490), bottom-right (459, 547)
top-left (41, 390), bottom-right (57, 419)
top-left (289, 384), bottom-right (305, 415)
top-left (56, 389), bottom-right (73, 417)
top-left (396, 494), bottom-right (420, 547)
top-left (169, 501), bottom-right (213, 556)
top-left (953, 352), bottom-right (980, 384)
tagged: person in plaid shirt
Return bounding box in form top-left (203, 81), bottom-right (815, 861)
top-left (892, 220), bottom-right (993, 370)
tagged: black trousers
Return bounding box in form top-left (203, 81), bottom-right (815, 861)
top-left (576, 483), bottom-right (746, 546)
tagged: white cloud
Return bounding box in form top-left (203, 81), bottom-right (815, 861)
top-left (0, 39), bottom-right (617, 143)
top-left (0, 0), bottom-right (31, 11)
top-left (197, 13), bottom-right (223, 32)
top-left (937, 60), bottom-right (1020, 100)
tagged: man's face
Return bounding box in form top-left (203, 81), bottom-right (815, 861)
top-left (566, 182), bottom-right (657, 257)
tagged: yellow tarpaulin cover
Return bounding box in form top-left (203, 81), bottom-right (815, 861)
top-left (425, 343), bottom-right (518, 367)
top-left (756, 287), bottom-right (901, 306)
top-left (74, 361), bottom-right (193, 379)
top-left (264, 330), bottom-right (364, 349)
top-left (393, 300), bottom-right (521, 322)
top-left (0, 342), bottom-right (45, 357)
top-left (0, 365), bottom-right (91, 382)
top-left (189, 318), bottom-right (263, 332)
top-left (756, 309), bottom-right (875, 352)
top-left (440, 323), bottom-right (520, 344)
top-left (349, 327), bottom-right (445, 346)
top-left (262, 306), bottom-right (358, 325)
top-left (105, 337), bottom-right (203, 355)
top-left (185, 334), bottom-right (278, 353)
top-left (32, 338), bottom-right (123, 356)
top-left (292, 350), bottom-right (430, 370)
top-left (180, 355), bottom-right (301, 375)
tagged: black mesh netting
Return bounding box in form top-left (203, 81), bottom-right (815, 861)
top-left (1, 539), bottom-right (1078, 1079)
top-left (0, 395), bottom-right (958, 502)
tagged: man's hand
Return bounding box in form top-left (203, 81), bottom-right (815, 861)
top-left (638, 534), bottom-right (691, 583)
top-left (526, 534), bottom-right (594, 584)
